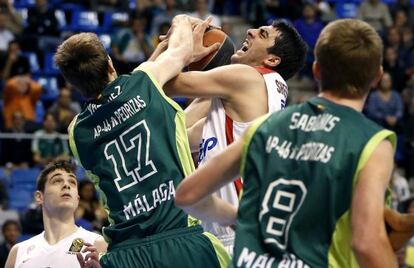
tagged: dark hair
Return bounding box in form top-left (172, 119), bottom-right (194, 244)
top-left (268, 20), bottom-right (307, 80)
top-left (36, 159), bottom-right (77, 192)
top-left (54, 33), bottom-right (109, 99)
top-left (2, 219), bottom-right (20, 234)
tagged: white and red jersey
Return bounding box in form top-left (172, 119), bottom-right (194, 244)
top-left (14, 227), bottom-right (101, 268)
top-left (197, 66), bottom-right (288, 254)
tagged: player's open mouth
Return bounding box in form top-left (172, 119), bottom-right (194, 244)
top-left (61, 193), bottom-right (72, 198)
top-left (238, 39), bottom-right (249, 53)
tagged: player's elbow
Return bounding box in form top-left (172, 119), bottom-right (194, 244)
top-left (175, 185), bottom-right (198, 209)
top-left (352, 233), bottom-right (388, 260)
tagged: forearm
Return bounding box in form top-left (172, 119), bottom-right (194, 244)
top-left (185, 98), bottom-right (211, 128)
top-left (181, 195), bottom-right (237, 226)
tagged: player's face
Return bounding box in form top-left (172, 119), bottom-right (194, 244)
top-left (231, 25), bottom-right (279, 66)
top-left (39, 169), bottom-right (79, 212)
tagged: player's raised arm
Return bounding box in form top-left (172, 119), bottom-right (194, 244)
top-left (138, 15), bottom-right (193, 87)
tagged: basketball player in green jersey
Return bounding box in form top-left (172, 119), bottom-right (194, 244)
top-left (176, 19), bottom-right (400, 267)
top-left (54, 15), bottom-right (234, 268)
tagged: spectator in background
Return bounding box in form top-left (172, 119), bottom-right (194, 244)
top-left (150, 0), bottom-right (182, 37)
top-left (390, 0), bottom-right (414, 28)
top-left (400, 27), bottom-right (414, 68)
top-left (0, 11), bottom-right (14, 53)
top-left (0, 40), bottom-right (30, 81)
top-left (32, 113), bottom-right (69, 167)
top-left (393, 9), bottom-right (408, 33)
top-left (3, 71), bottom-right (42, 130)
top-left (365, 71), bottom-right (404, 132)
top-left (188, 0), bottom-right (221, 27)
top-left (111, 13), bottom-right (153, 74)
top-left (385, 26), bottom-right (401, 51)
top-left (0, 220), bottom-right (20, 268)
top-left (26, 0), bottom-right (59, 36)
top-left (151, 21), bottom-right (170, 48)
top-left (75, 180), bottom-right (107, 232)
top-left (48, 87), bottom-right (81, 133)
top-left (383, 46), bottom-right (407, 92)
top-left (2, 111), bottom-right (34, 168)
top-left (357, 0), bottom-right (393, 34)
top-left (404, 97), bottom-right (414, 180)
top-left (24, 0), bottom-right (59, 52)
top-left (294, 3), bottom-right (324, 78)
top-left (0, 0), bottom-right (23, 35)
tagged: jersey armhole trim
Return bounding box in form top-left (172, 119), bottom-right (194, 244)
top-left (68, 115), bottom-right (82, 164)
top-left (352, 129), bottom-right (397, 187)
top-left (135, 66), bottom-right (184, 112)
top-left (240, 114), bottom-right (271, 176)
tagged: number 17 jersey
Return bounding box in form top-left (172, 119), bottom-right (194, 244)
top-left (68, 68), bottom-right (195, 244)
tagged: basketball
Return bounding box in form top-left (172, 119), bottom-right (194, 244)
top-left (188, 28), bottom-right (236, 71)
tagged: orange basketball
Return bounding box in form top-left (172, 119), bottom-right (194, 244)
top-left (188, 28), bottom-right (236, 71)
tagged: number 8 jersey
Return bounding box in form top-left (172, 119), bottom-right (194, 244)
top-left (68, 68), bottom-right (195, 244)
top-left (234, 97), bottom-right (396, 268)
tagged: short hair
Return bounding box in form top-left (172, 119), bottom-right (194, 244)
top-left (54, 33), bottom-right (109, 99)
top-left (2, 219), bottom-right (20, 234)
top-left (315, 19), bottom-right (383, 98)
top-left (268, 20), bottom-right (307, 80)
top-left (36, 159), bottom-right (77, 192)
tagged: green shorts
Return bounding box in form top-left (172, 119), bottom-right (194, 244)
top-left (100, 225), bottom-right (230, 268)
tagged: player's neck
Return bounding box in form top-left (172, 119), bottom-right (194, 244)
top-left (42, 210), bottom-right (78, 245)
top-left (318, 92), bottom-right (366, 112)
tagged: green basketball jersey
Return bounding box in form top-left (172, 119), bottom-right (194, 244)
top-left (68, 68), bottom-right (195, 244)
top-left (234, 97), bottom-right (396, 268)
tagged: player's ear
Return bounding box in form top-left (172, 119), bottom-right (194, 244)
top-left (264, 54), bottom-right (281, 68)
top-left (108, 56), bottom-right (116, 75)
top-left (35, 191), bottom-right (44, 206)
top-left (312, 61), bottom-right (321, 81)
top-left (370, 65), bottom-right (383, 88)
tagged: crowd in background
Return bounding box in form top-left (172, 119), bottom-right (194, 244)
top-left (0, 0), bottom-right (414, 266)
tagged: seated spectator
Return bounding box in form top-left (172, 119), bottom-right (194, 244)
top-left (393, 10), bottom-right (409, 33)
top-left (23, 0), bottom-right (60, 52)
top-left (1, 111), bottom-right (34, 168)
top-left (0, 220), bottom-right (20, 268)
top-left (357, 0), bottom-right (393, 34)
top-left (111, 13), bottom-right (153, 74)
top-left (25, 0), bottom-right (59, 37)
top-left (365, 71), bottom-right (404, 132)
top-left (0, 11), bottom-right (14, 53)
top-left (0, 0), bottom-right (23, 35)
top-left (48, 87), bottom-right (81, 133)
top-left (390, 0), bottom-right (414, 28)
top-left (404, 97), bottom-right (414, 180)
top-left (3, 73), bottom-right (42, 129)
top-left (383, 46), bottom-right (407, 92)
top-left (75, 180), bottom-right (108, 232)
top-left (31, 113), bottom-right (69, 167)
top-left (0, 40), bottom-right (30, 81)
top-left (294, 3), bottom-right (324, 78)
